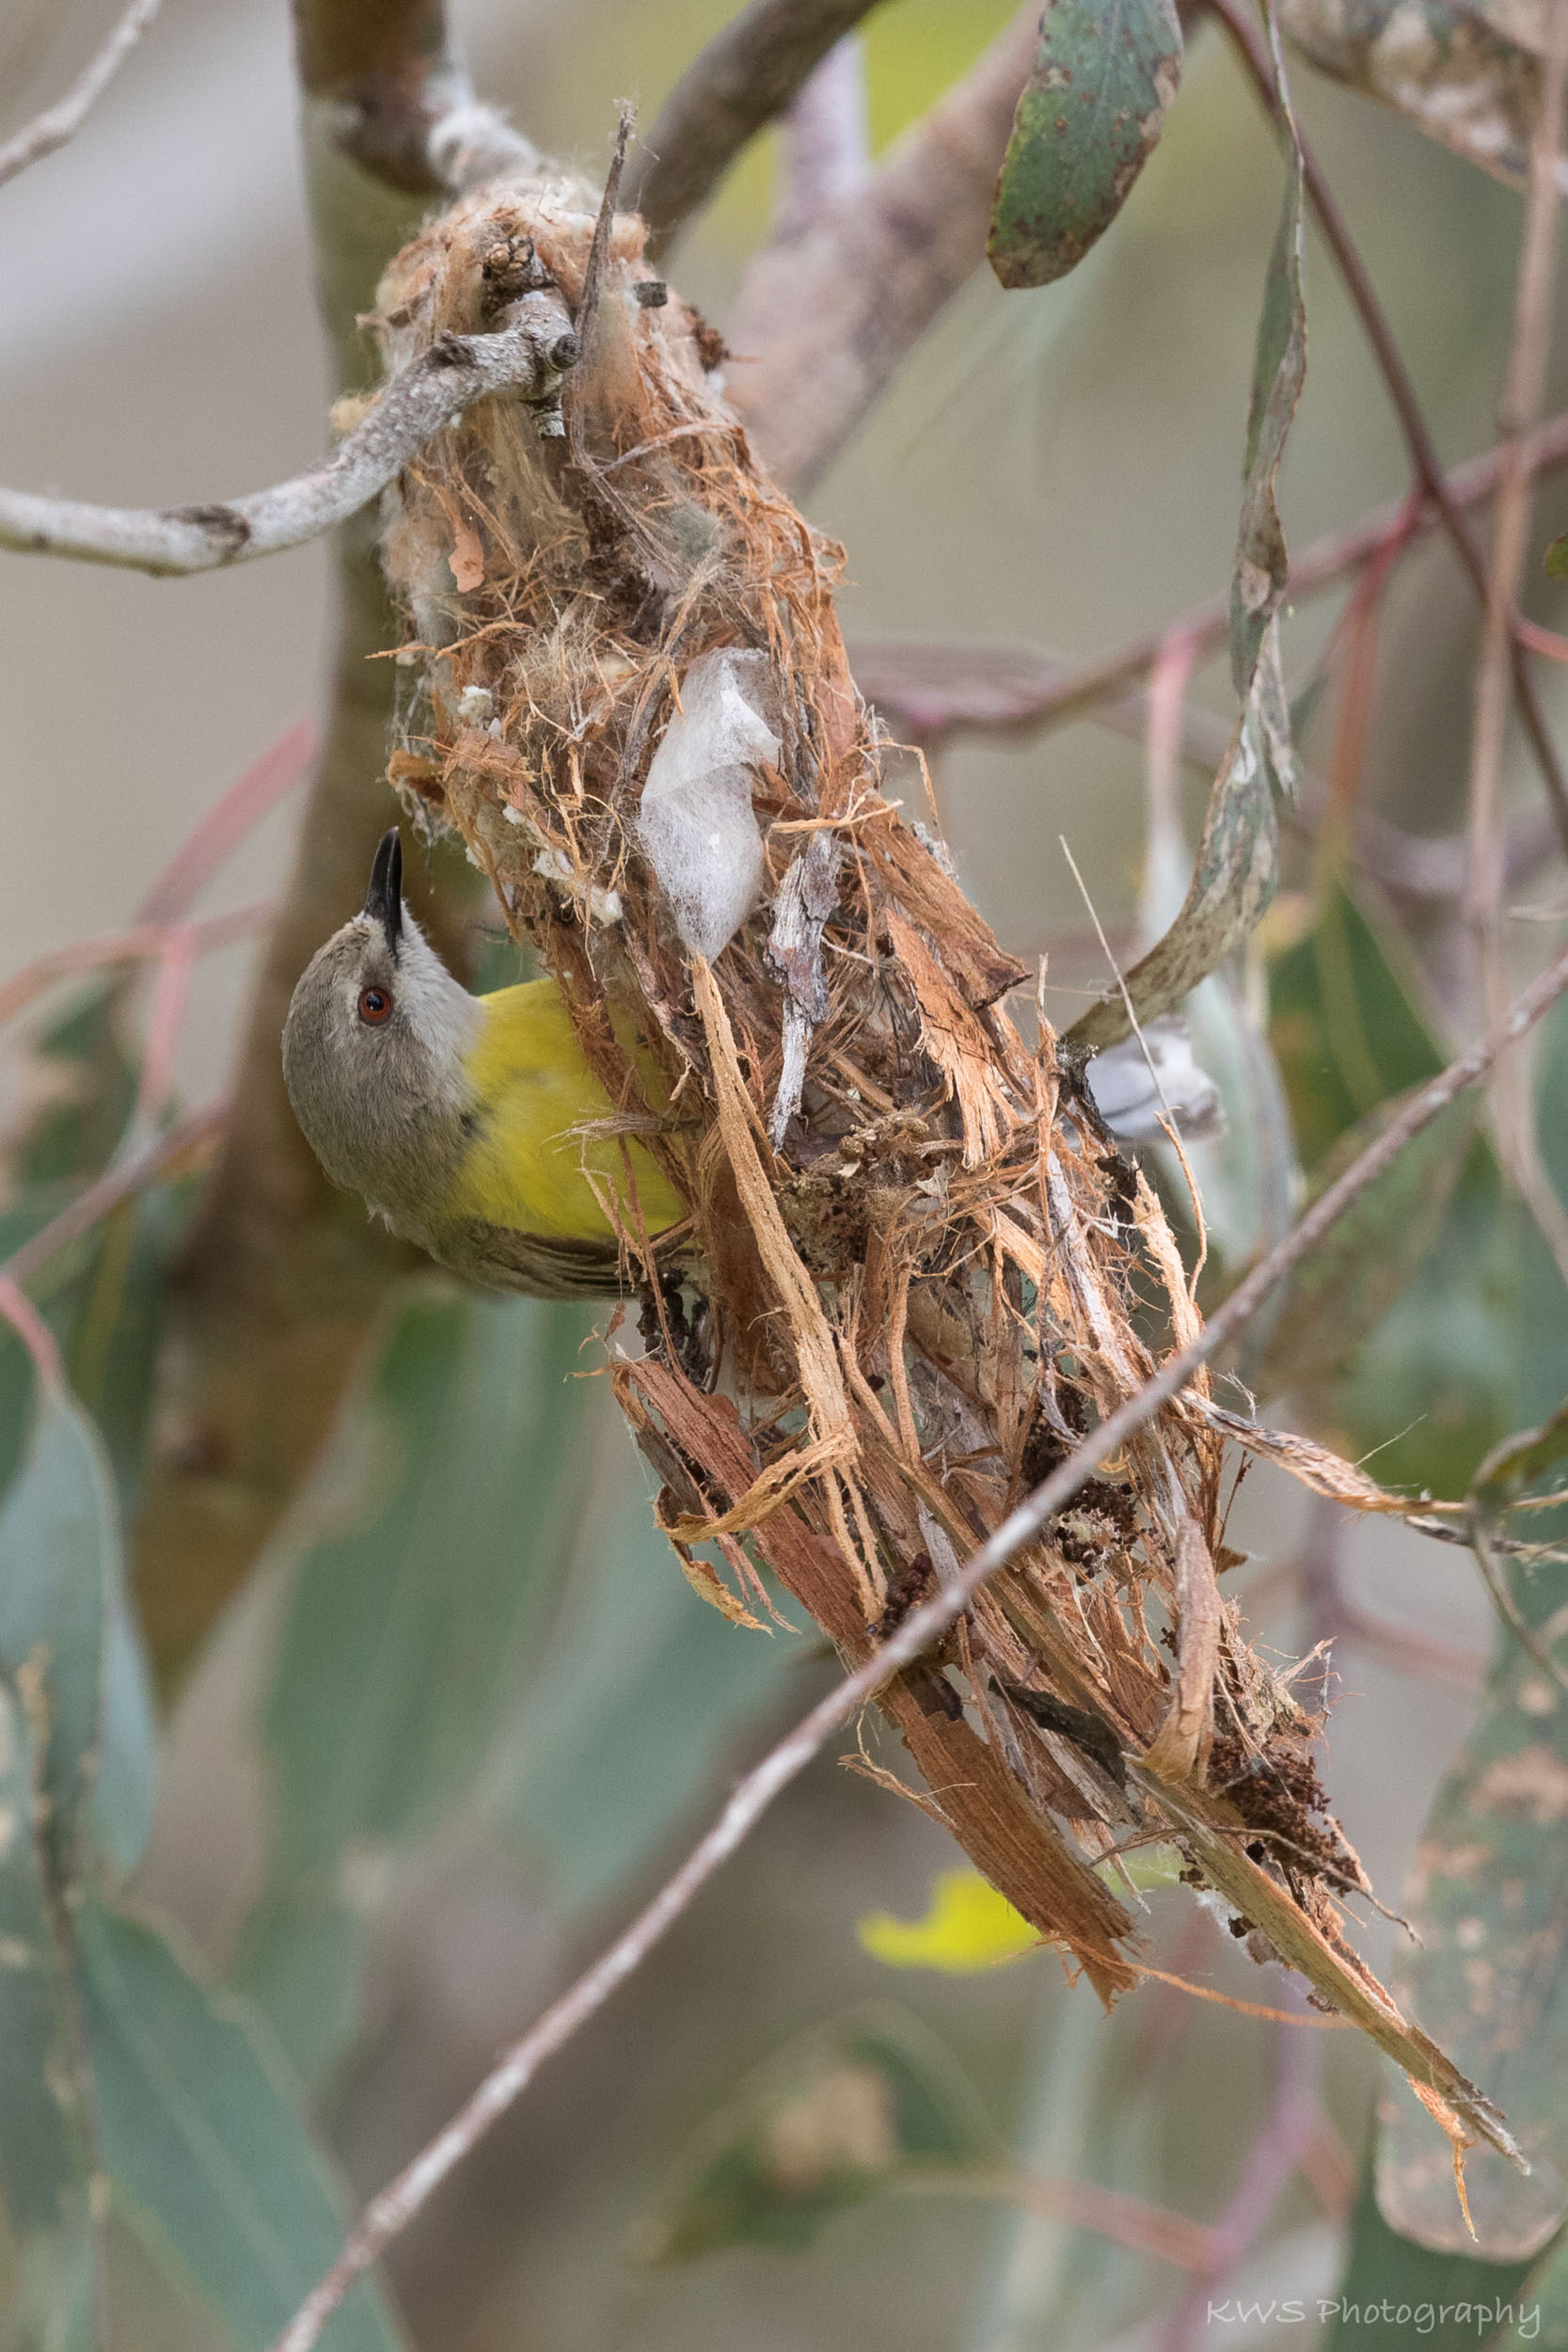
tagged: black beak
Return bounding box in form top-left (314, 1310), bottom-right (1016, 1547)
top-left (364, 828), bottom-right (404, 953)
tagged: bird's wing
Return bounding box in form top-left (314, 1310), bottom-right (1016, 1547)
top-left (436, 1214), bottom-right (630, 1300)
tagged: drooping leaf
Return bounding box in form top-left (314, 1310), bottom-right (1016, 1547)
top-left (0, 1377), bottom-right (155, 1884)
top-left (235, 1287), bottom-right (598, 2080)
top-left (1379, 1610), bottom-right (1568, 2258)
top-left (76, 1899), bottom-right (407, 2352)
top-left (987, 0), bottom-right (1182, 290)
top-left (1069, 48), bottom-right (1305, 1051)
top-left (1255, 882), bottom-right (1568, 1496)
top-left (1324, 1043), bottom-right (1568, 1500)
top-left (633, 2009), bottom-right (993, 2263)
top-left (1279, 0), bottom-right (1566, 197)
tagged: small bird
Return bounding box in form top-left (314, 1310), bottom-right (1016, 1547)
top-left (282, 829), bottom-right (685, 1297)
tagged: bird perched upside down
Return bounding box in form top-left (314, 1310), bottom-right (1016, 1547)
top-left (282, 829), bottom-right (685, 1297)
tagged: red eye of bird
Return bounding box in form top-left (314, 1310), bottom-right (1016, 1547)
top-left (358, 986), bottom-right (392, 1025)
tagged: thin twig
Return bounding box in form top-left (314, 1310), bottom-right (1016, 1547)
top-left (851, 403), bottom-right (1568, 754)
top-left (623, 0), bottom-right (885, 254)
top-left (1162, 1984), bottom-right (1321, 2351)
top-left (0, 315), bottom-right (576, 575)
top-left (0, 907), bottom-right (272, 1032)
top-left (0, 0), bottom-right (161, 188)
top-left (0, 1279), bottom-right (67, 1392)
top-left (889, 2163), bottom-right (1216, 2274)
top-left (137, 720), bottom-right (313, 925)
top-left (1464, 9), bottom-right (1568, 1289)
top-left (1199, 0), bottom-right (1568, 855)
top-left (266, 933), bottom-right (1568, 2352)
top-left (854, 636), bottom-right (1557, 908)
top-left (1, 1105), bottom-right (226, 1293)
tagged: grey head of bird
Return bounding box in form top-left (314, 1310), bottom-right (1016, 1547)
top-left (281, 828), bottom-right (482, 1239)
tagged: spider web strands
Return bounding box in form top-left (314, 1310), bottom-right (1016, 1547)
top-left (264, 934), bottom-right (1568, 2352)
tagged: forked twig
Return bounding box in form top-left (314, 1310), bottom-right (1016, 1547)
top-left (0, 0), bottom-right (162, 188)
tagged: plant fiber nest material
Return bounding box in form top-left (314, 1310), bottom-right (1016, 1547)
top-left (367, 158), bottom-right (1513, 2164)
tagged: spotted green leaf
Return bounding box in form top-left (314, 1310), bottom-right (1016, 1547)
top-left (987, 0), bottom-right (1182, 290)
top-left (1280, 0), bottom-right (1560, 196)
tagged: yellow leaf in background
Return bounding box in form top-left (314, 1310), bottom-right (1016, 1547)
top-left (856, 1870), bottom-right (1038, 1974)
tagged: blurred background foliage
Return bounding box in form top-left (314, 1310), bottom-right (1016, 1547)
top-left (5, 0), bottom-right (1568, 2346)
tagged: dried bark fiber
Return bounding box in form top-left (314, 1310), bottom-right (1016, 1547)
top-left (367, 166), bottom-right (1513, 2155)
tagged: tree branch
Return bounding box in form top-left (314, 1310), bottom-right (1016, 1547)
top-left (622, 0), bottom-right (886, 256)
top-left (128, 0), bottom-right (514, 1684)
top-left (772, 31), bottom-right (869, 241)
top-left (0, 0), bottom-right (162, 189)
top-left (724, 3), bottom-right (1040, 492)
top-left (1199, 0), bottom-right (1568, 857)
top-left (0, 313), bottom-right (576, 574)
top-left (265, 932), bottom-right (1568, 2352)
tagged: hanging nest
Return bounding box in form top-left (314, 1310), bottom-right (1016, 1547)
top-left (363, 155), bottom-right (1515, 2166)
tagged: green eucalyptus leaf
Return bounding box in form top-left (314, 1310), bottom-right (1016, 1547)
top-left (634, 2009), bottom-right (993, 2263)
top-left (1378, 1621), bottom-right (1568, 2260)
top-left (1279, 0), bottom-right (1558, 196)
top-left (987, 0), bottom-right (1181, 291)
top-left (1326, 2159), bottom-right (1546, 2349)
top-left (1252, 1092), bottom-right (1477, 1402)
top-left (493, 1454), bottom-right (787, 1913)
top-left (0, 1377), bottom-right (154, 1883)
top-left (1069, 51), bottom-right (1304, 1051)
top-left (76, 1899), bottom-right (406, 2352)
top-left (236, 1287), bottom-right (599, 2079)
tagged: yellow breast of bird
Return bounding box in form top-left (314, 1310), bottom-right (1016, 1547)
top-left (446, 980), bottom-right (684, 1244)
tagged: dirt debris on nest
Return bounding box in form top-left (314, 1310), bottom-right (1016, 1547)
top-left (365, 160), bottom-right (1515, 2163)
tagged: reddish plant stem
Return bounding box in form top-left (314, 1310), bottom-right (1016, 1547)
top-left (1199, 0), bottom-right (1568, 856)
top-left (1161, 1987), bottom-right (1321, 2351)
